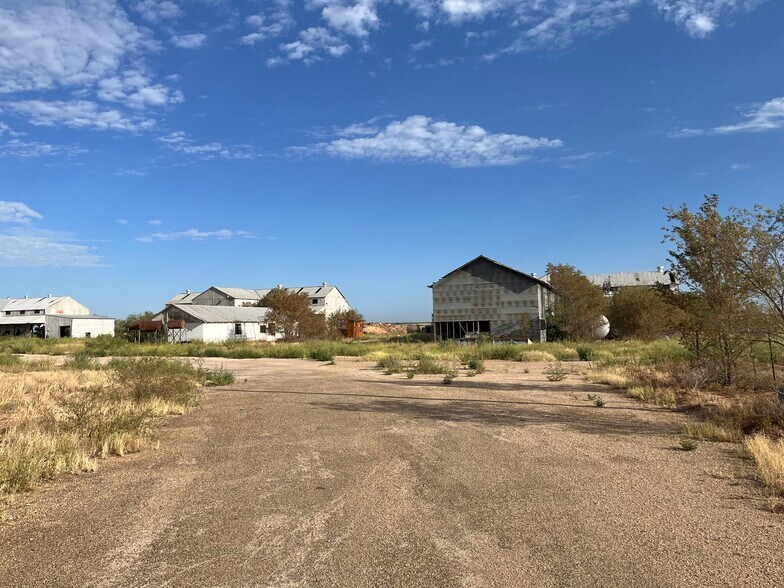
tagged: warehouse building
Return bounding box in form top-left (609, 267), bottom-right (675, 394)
top-left (167, 284), bottom-right (352, 318)
top-left (0, 295), bottom-right (114, 338)
top-left (586, 266), bottom-right (680, 295)
top-left (430, 256), bottom-right (553, 342)
top-left (151, 304), bottom-right (282, 343)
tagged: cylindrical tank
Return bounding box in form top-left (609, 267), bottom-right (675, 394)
top-left (594, 315), bottom-right (610, 340)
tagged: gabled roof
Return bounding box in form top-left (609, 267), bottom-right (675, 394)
top-left (167, 291), bottom-right (200, 305)
top-left (208, 285), bottom-right (342, 300)
top-left (431, 255), bottom-right (553, 290)
top-left (0, 296), bottom-right (69, 312)
top-left (167, 304), bottom-right (270, 324)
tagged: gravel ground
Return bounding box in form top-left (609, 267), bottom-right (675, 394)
top-left (1, 358), bottom-right (782, 587)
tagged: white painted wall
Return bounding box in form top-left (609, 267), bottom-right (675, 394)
top-left (46, 297), bottom-right (90, 316)
top-left (45, 316), bottom-right (115, 338)
top-left (320, 289), bottom-right (352, 317)
top-left (184, 322), bottom-right (281, 343)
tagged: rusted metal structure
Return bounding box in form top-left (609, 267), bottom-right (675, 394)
top-left (340, 319), bottom-right (363, 338)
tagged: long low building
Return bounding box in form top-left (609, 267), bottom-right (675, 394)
top-left (167, 284), bottom-right (352, 318)
top-left (153, 304), bottom-right (282, 343)
top-left (0, 295), bottom-right (115, 338)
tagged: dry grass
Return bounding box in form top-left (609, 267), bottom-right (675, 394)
top-left (518, 350), bottom-right (558, 362)
top-left (745, 434), bottom-right (784, 495)
top-left (0, 358), bottom-right (204, 496)
top-left (626, 385), bottom-right (677, 407)
top-left (682, 421), bottom-right (743, 443)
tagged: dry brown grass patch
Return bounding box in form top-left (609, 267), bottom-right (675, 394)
top-left (745, 434), bottom-right (784, 495)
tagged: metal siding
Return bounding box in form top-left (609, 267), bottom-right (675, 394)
top-left (432, 258), bottom-right (545, 340)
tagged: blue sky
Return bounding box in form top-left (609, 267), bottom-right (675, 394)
top-left (1, 0), bottom-right (782, 321)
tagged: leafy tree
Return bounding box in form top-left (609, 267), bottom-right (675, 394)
top-left (256, 289), bottom-right (326, 340)
top-left (326, 308), bottom-right (365, 338)
top-left (546, 263), bottom-right (607, 340)
top-left (607, 287), bottom-right (679, 340)
top-left (730, 204), bottom-right (784, 339)
top-left (664, 195), bottom-right (752, 384)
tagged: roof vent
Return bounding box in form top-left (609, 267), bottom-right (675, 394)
top-left (657, 266), bottom-right (665, 274)
top-left (24, 295), bottom-right (28, 299)
top-left (322, 282), bottom-right (328, 287)
top-left (277, 284), bottom-right (284, 289)
top-left (186, 289), bottom-right (191, 294)
top-left (531, 273), bottom-right (537, 278)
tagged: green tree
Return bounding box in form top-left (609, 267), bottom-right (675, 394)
top-left (730, 204), bottom-right (784, 339)
top-left (607, 287), bottom-right (679, 340)
top-left (256, 289), bottom-right (326, 340)
top-left (546, 263), bottom-right (607, 340)
top-left (664, 195), bottom-right (752, 384)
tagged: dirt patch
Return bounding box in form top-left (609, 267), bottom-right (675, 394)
top-left (1, 359), bottom-right (782, 587)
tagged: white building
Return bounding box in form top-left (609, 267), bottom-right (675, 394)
top-left (167, 284), bottom-right (352, 317)
top-left (0, 295), bottom-right (115, 338)
top-left (586, 266), bottom-right (680, 296)
top-left (153, 304), bottom-right (282, 343)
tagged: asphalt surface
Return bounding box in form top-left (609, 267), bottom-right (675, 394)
top-left (2, 358), bottom-right (782, 587)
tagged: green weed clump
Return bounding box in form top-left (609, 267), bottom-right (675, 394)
top-left (679, 438), bottom-right (698, 452)
top-left (544, 363), bottom-right (568, 382)
top-left (204, 367), bottom-right (235, 386)
top-left (377, 356), bottom-right (404, 375)
top-left (465, 357), bottom-right (486, 374)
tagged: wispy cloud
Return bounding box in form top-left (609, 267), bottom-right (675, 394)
top-left (299, 115), bottom-right (562, 167)
top-left (132, 0), bottom-right (183, 23)
top-left (5, 100), bottom-right (156, 131)
top-left (157, 131), bottom-right (260, 159)
top-left (0, 201), bottom-right (42, 223)
top-left (148, 219), bottom-right (163, 226)
top-left (671, 96), bottom-right (784, 138)
top-left (171, 33), bottom-right (208, 49)
top-left (136, 228), bottom-right (258, 242)
top-left (269, 27), bottom-right (351, 65)
top-left (730, 162), bottom-right (752, 171)
top-left (241, 0), bottom-right (295, 45)
top-left (0, 200), bottom-right (101, 266)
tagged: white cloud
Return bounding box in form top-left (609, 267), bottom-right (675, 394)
top-left (116, 218), bottom-right (129, 225)
top-left (671, 96), bottom-right (784, 137)
top-left (0, 0), bottom-right (151, 93)
top-left (6, 100), bottom-right (155, 131)
top-left (241, 0), bottom-right (295, 45)
top-left (303, 115), bottom-right (562, 167)
top-left (96, 71), bottom-right (184, 109)
top-left (157, 131), bottom-right (259, 159)
top-left (0, 138), bottom-right (87, 159)
top-left (0, 201), bottom-right (42, 223)
top-left (253, 1), bottom-right (768, 64)
top-left (312, 0), bottom-right (380, 37)
top-left (0, 201), bottom-right (100, 266)
top-left (137, 228), bottom-right (257, 242)
top-left (171, 33), bottom-right (208, 49)
top-left (714, 96), bottom-right (784, 134)
top-left (653, 1), bottom-right (765, 39)
top-left (132, 0), bottom-right (183, 23)
top-left (148, 219), bottom-right (163, 225)
top-left (0, 233), bottom-right (101, 266)
top-left (272, 27), bottom-right (351, 64)
top-left (730, 162), bottom-right (751, 171)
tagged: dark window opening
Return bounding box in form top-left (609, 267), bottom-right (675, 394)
top-left (311, 298), bottom-right (319, 305)
top-left (19, 310), bottom-right (25, 315)
top-left (234, 323), bottom-right (243, 336)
